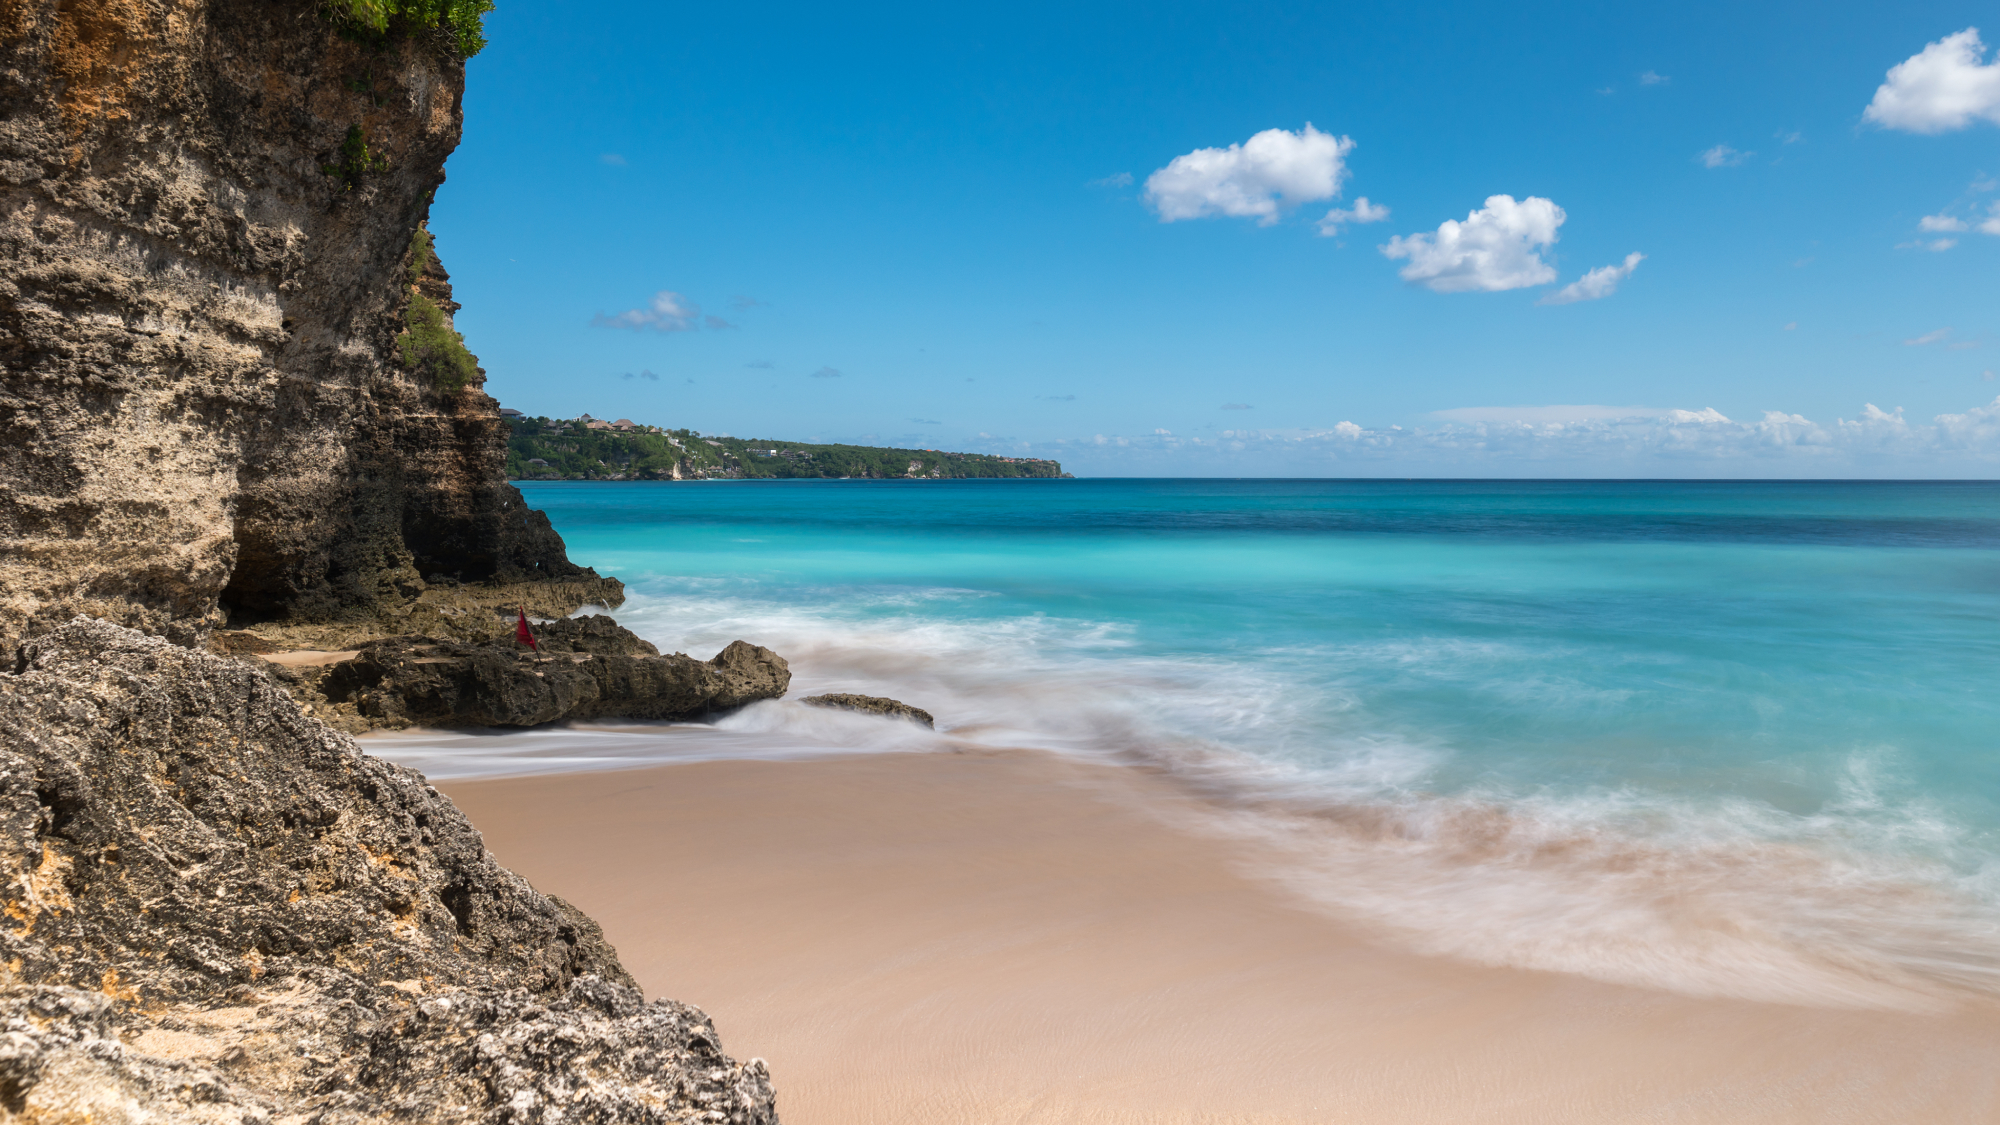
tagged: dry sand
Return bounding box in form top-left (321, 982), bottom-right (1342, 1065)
top-left (260, 650), bottom-right (359, 667)
top-left (442, 749), bottom-right (2000, 1124)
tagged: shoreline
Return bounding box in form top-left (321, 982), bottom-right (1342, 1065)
top-left (441, 746), bottom-right (2000, 1124)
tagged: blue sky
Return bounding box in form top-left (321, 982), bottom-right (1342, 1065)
top-left (434, 0), bottom-right (2000, 476)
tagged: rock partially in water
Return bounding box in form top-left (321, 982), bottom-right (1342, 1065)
top-left (313, 619), bottom-right (791, 729)
top-left (0, 618), bottom-right (779, 1122)
top-left (801, 693), bottom-right (936, 729)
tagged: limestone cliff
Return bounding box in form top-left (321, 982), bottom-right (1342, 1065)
top-left (0, 0), bottom-right (612, 662)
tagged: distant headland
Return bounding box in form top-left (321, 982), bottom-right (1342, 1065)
top-left (501, 411), bottom-right (1071, 480)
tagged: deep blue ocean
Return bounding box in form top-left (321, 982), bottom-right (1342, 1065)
top-left (378, 478), bottom-right (2000, 1008)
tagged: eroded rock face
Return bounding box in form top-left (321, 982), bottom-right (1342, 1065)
top-left (0, 617), bottom-right (779, 1122)
top-left (314, 621), bottom-right (792, 729)
top-left (0, 0), bottom-right (599, 661)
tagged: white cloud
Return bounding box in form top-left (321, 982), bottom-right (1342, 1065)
top-left (1920, 214), bottom-right (1969, 231)
top-left (1316, 196), bottom-right (1391, 235)
top-left (1145, 124), bottom-right (1354, 225)
top-left (1863, 28), bottom-right (2000, 134)
top-left (591, 290), bottom-right (701, 332)
top-left (1896, 237), bottom-right (1958, 251)
top-left (1380, 195), bottom-right (1564, 293)
top-left (1776, 130), bottom-right (1804, 145)
top-left (1981, 203), bottom-right (2000, 235)
top-left (1904, 328), bottom-right (1951, 346)
top-left (1039, 397), bottom-right (2000, 477)
top-left (1087, 172), bottom-right (1133, 188)
top-left (1639, 70), bottom-right (1670, 86)
top-left (1431, 405), bottom-right (1689, 424)
top-left (1698, 144), bottom-right (1751, 168)
top-left (1540, 251), bottom-right (1645, 305)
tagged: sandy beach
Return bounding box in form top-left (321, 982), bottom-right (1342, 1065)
top-left (441, 747), bottom-right (2000, 1125)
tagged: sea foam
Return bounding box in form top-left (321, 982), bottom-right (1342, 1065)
top-left (379, 582), bottom-right (2000, 1011)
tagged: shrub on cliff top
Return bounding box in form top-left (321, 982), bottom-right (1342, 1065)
top-left (330, 0), bottom-right (496, 59)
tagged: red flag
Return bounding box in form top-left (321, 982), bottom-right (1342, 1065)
top-left (515, 605), bottom-right (538, 651)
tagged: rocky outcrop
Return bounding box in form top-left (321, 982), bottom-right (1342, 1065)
top-left (0, 617), bottom-right (780, 1121)
top-left (0, 4), bottom-right (793, 1119)
top-left (0, 0), bottom-right (607, 663)
top-left (291, 616), bottom-right (792, 729)
top-left (801, 693), bottom-right (936, 729)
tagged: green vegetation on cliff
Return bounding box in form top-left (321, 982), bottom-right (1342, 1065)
top-left (397, 227), bottom-right (479, 394)
top-left (330, 0), bottom-right (496, 58)
top-left (503, 416), bottom-right (1066, 481)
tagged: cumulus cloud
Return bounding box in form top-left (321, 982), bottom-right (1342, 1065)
top-left (1921, 214), bottom-right (1970, 231)
top-left (1639, 70), bottom-right (1670, 86)
top-left (1980, 203), bottom-right (2000, 235)
top-left (1698, 144), bottom-right (1751, 168)
top-left (1540, 252), bottom-right (1644, 305)
top-left (1316, 196), bottom-right (1391, 236)
top-left (1381, 195), bottom-right (1564, 293)
top-left (592, 291), bottom-right (702, 332)
top-left (1145, 124), bottom-right (1353, 225)
top-left (1864, 28), bottom-right (2000, 133)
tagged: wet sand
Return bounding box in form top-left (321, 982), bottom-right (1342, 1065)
top-left (442, 749), bottom-right (2000, 1124)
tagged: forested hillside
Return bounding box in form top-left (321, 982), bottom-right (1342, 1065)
top-left (503, 416), bottom-right (1067, 480)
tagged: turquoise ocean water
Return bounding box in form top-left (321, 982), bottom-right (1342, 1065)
top-left (376, 479), bottom-right (2000, 1008)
